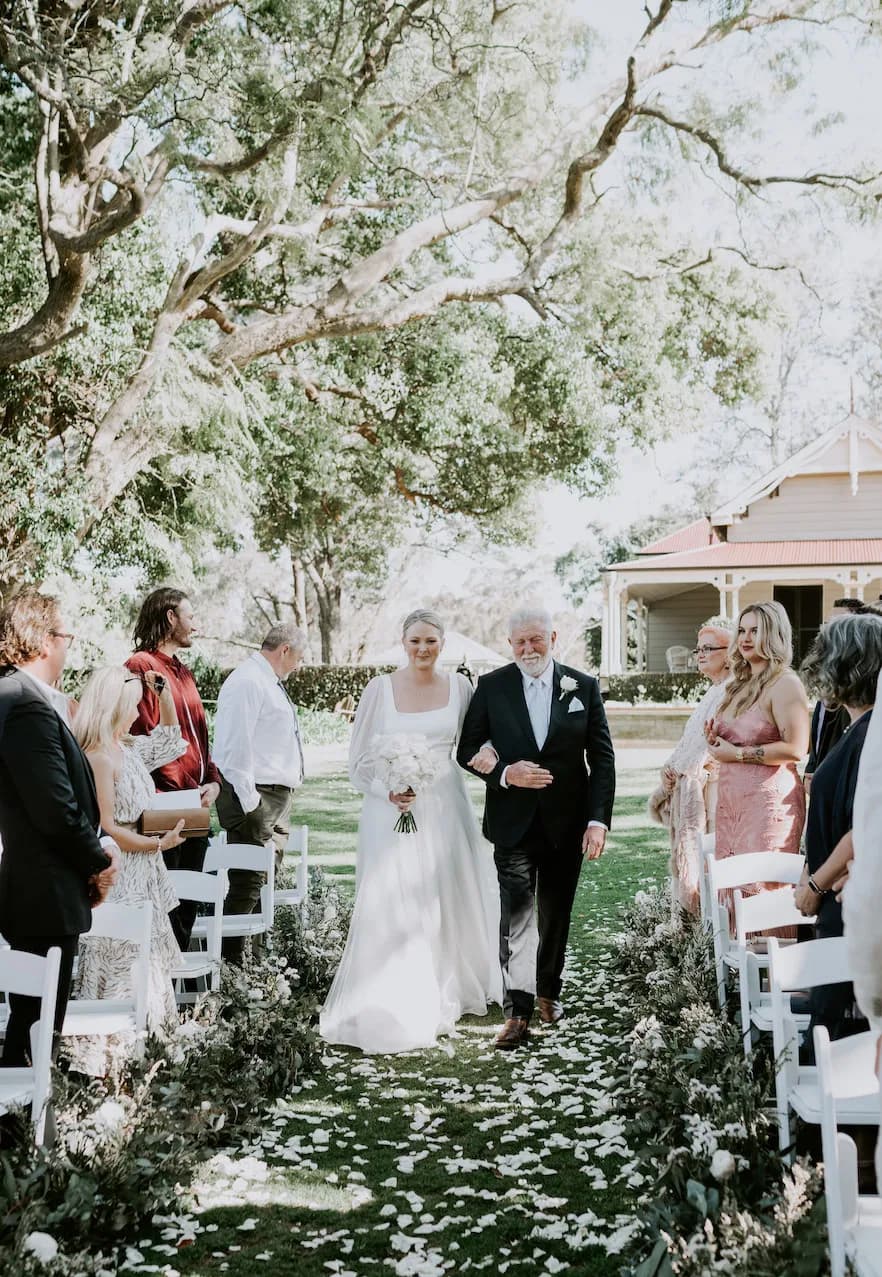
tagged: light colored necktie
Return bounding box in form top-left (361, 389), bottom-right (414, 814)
top-left (278, 679), bottom-right (305, 783)
top-left (528, 678), bottom-right (548, 750)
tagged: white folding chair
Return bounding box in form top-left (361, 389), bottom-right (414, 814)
top-left (769, 936), bottom-right (879, 1156)
top-left (167, 868), bottom-right (226, 1001)
top-left (707, 851), bottom-right (805, 1009)
top-left (274, 824), bottom-right (309, 919)
top-left (62, 901), bottom-right (153, 1037)
top-left (193, 841), bottom-right (276, 947)
top-left (698, 832), bottom-right (716, 933)
top-left (815, 1025), bottom-right (882, 1277)
top-left (0, 946), bottom-right (61, 1145)
top-left (734, 886), bottom-right (811, 1057)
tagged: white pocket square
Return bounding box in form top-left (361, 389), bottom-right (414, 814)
top-left (568, 697), bottom-right (584, 713)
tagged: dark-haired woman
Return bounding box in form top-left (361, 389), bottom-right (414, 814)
top-left (125, 587), bottom-right (220, 949)
top-left (795, 612), bottom-right (882, 1041)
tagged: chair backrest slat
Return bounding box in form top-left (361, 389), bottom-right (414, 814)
top-left (734, 886), bottom-right (806, 944)
top-left (708, 851), bottom-right (804, 895)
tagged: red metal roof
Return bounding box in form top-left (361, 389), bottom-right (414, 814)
top-left (640, 518), bottom-right (720, 555)
top-left (613, 539), bottom-right (882, 571)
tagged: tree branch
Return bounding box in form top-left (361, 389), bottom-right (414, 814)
top-left (635, 104), bottom-right (882, 194)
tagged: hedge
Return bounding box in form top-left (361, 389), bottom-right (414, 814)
top-left (200, 662), bottom-right (396, 711)
top-left (605, 672), bottom-right (706, 704)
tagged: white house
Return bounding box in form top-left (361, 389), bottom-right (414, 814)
top-left (600, 414), bottom-right (882, 675)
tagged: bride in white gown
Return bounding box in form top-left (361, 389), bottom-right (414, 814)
top-left (320, 609), bottom-right (502, 1054)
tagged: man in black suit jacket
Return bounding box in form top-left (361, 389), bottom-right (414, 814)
top-left (0, 590), bottom-right (116, 1066)
top-left (458, 608), bottom-right (615, 1049)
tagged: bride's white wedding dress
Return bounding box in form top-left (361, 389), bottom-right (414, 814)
top-left (320, 672), bottom-right (502, 1054)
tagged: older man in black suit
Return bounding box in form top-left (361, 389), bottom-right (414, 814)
top-left (458, 606), bottom-right (616, 1049)
top-left (0, 590), bottom-right (116, 1066)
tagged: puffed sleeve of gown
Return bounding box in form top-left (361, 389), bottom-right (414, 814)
top-left (348, 677), bottom-right (392, 801)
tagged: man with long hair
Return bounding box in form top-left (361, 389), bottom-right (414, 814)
top-left (0, 590), bottom-right (117, 1067)
top-left (126, 586), bottom-right (220, 949)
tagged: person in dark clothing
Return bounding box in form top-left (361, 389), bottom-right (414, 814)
top-left (0, 590), bottom-right (117, 1067)
top-left (804, 598), bottom-right (866, 788)
top-left (796, 613), bottom-right (882, 1042)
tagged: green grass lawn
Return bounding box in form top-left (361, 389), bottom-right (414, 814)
top-left (157, 756), bottom-right (668, 1277)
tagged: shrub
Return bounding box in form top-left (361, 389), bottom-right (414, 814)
top-left (285, 664), bottom-right (395, 711)
top-left (606, 673), bottom-right (706, 704)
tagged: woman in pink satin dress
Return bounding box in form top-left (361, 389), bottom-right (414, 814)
top-left (706, 602), bottom-right (810, 914)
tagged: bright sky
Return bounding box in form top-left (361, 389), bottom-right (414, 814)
top-left (414, 1), bottom-right (882, 601)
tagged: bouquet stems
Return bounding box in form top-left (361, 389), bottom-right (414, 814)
top-left (395, 789), bottom-right (417, 833)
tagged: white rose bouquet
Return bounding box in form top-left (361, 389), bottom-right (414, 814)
top-left (373, 733), bottom-right (438, 833)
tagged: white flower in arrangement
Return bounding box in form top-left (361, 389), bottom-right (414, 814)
top-left (373, 732), bottom-right (439, 833)
top-left (710, 1149), bottom-right (737, 1181)
top-left (93, 1099), bottom-right (127, 1131)
top-left (22, 1232), bottom-right (59, 1264)
top-left (322, 904), bottom-right (338, 923)
top-left (274, 975), bottom-right (292, 1003)
top-left (558, 674), bottom-right (578, 700)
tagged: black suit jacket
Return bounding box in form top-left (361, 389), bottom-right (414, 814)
top-left (0, 666), bottom-right (109, 938)
top-left (457, 661), bottom-right (616, 848)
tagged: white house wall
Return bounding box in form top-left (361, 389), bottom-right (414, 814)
top-left (646, 584), bottom-right (720, 672)
top-left (728, 473), bottom-right (882, 542)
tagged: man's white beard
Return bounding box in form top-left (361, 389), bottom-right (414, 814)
top-left (515, 653), bottom-right (551, 677)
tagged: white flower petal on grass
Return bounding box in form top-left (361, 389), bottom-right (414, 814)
top-left (237, 1219), bottom-right (259, 1232)
top-left (23, 1233), bottom-right (59, 1264)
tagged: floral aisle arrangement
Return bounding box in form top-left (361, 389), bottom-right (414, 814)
top-left (372, 732), bottom-right (438, 832)
top-left (0, 869), bottom-right (353, 1277)
top-left (611, 885), bottom-right (830, 1276)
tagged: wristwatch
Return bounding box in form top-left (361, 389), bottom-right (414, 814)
top-left (807, 874), bottom-right (826, 896)
top-left (735, 747), bottom-right (745, 763)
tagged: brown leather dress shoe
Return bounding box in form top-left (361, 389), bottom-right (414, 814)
top-left (537, 997), bottom-right (564, 1025)
top-left (494, 1017), bottom-right (531, 1050)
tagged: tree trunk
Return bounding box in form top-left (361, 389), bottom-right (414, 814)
top-left (304, 560), bottom-right (341, 664)
top-left (292, 557), bottom-right (309, 633)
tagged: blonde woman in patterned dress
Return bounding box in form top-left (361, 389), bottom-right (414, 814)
top-left (69, 666), bottom-right (187, 1074)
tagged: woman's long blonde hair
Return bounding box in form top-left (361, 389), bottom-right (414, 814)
top-left (74, 666), bottom-right (141, 754)
top-left (717, 601), bottom-right (793, 719)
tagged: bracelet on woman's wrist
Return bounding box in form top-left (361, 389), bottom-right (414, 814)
top-left (807, 874), bottom-right (826, 897)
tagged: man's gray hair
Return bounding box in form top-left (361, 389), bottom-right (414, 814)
top-left (261, 623), bottom-right (308, 653)
top-left (508, 605), bottom-right (553, 635)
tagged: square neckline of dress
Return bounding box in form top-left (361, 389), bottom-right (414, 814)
top-left (386, 672), bottom-right (453, 715)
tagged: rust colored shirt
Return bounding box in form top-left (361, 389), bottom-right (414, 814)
top-left (125, 649), bottom-right (220, 791)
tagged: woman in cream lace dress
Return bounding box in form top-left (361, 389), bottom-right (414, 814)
top-left (68, 666), bottom-right (188, 1075)
top-left (648, 619), bottom-right (732, 915)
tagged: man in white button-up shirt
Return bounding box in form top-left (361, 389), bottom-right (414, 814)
top-left (213, 624), bottom-right (307, 961)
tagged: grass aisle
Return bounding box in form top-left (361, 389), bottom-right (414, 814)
top-left (167, 757), bottom-right (668, 1277)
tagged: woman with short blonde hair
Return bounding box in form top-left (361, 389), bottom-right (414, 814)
top-left (69, 665), bottom-right (188, 1074)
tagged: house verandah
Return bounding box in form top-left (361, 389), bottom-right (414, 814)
top-left (599, 414), bottom-right (882, 677)
top-left (601, 549), bottom-right (882, 675)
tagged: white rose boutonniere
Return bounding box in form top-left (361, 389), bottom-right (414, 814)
top-left (558, 675), bottom-right (578, 701)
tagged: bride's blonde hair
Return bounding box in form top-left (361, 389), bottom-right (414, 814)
top-left (717, 601), bottom-right (793, 718)
top-left (401, 609), bottom-right (445, 638)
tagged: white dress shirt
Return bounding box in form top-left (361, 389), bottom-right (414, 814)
top-left (213, 652), bottom-right (304, 813)
top-left (17, 666), bottom-right (72, 726)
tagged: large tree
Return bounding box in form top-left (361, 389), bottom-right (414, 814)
top-left (0, 0), bottom-right (878, 591)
